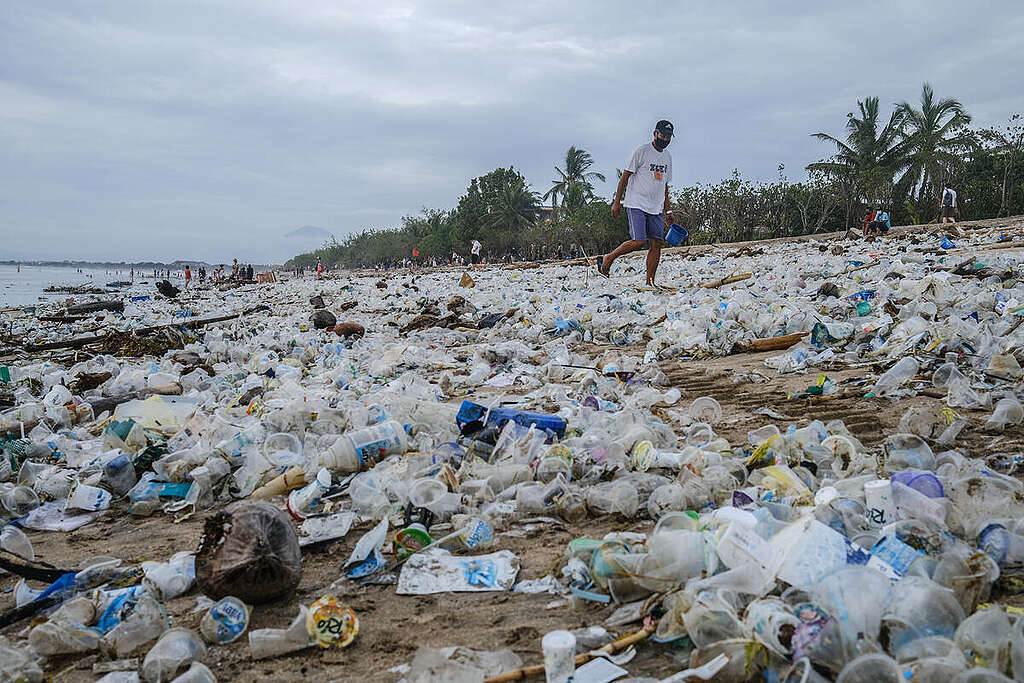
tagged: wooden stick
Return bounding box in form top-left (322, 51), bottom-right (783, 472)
top-left (732, 332), bottom-right (806, 354)
top-left (483, 626), bottom-right (655, 682)
top-left (700, 272), bottom-right (751, 288)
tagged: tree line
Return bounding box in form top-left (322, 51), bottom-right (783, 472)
top-left (286, 83), bottom-right (1024, 270)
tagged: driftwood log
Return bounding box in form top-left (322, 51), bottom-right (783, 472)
top-left (21, 305), bottom-right (268, 352)
top-left (66, 300), bottom-right (124, 315)
top-left (732, 332), bottom-right (806, 354)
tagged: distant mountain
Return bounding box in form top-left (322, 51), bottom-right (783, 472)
top-left (285, 225), bottom-right (334, 241)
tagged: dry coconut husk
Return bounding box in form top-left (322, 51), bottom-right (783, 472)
top-left (195, 500), bottom-right (302, 604)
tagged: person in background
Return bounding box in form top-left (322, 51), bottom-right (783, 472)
top-left (941, 183), bottom-right (959, 223)
top-left (861, 207), bottom-right (876, 237)
top-left (316, 258), bottom-right (324, 279)
top-left (868, 206), bottom-right (891, 237)
top-left (184, 264), bottom-right (192, 288)
top-left (599, 119), bottom-right (675, 288)
top-left (470, 239), bottom-right (482, 269)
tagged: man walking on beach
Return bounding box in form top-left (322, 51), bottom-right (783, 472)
top-left (599, 120), bottom-right (675, 287)
top-left (941, 183), bottom-right (958, 224)
top-left (470, 239), bottom-right (482, 269)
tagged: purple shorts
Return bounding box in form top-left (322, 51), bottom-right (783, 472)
top-left (626, 208), bottom-right (664, 241)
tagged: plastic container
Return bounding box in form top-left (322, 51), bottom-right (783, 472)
top-left (665, 223), bottom-right (688, 246)
top-left (541, 630), bottom-right (576, 683)
top-left (286, 467), bottom-right (331, 520)
top-left (455, 400), bottom-right (567, 439)
top-left (200, 596), bottom-right (250, 644)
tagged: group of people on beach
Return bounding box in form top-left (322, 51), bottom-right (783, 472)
top-left (860, 183), bottom-right (959, 240)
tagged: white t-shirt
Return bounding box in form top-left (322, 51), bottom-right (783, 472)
top-left (942, 188), bottom-right (957, 208)
top-left (622, 143), bottom-right (672, 215)
top-left (471, 240), bottom-right (482, 255)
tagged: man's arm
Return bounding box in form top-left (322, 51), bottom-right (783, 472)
top-left (610, 170), bottom-right (632, 218)
top-left (663, 184), bottom-right (674, 224)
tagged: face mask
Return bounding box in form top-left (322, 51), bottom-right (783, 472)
top-left (653, 137), bottom-right (670, 151)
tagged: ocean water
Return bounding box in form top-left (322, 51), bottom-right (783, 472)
top-left (0, 265), bottom-right (181, 308)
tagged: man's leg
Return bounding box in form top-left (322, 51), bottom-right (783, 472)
top-left (644, 212), bottom-right (665, 285)
top-left (600, 208), bottom-right (650, 276)
top-left (646, 239), bottom-right (662, 285)
top-left (601, 240), bottom-right (647, 274)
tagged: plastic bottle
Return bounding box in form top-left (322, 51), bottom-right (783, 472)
top-left (318, 420), bottom-right (409, 473)
top-left (142, 628), bottom-right (206, 683)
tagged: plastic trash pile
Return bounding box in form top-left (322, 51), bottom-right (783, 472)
top-left (3, 224), bottom-right (1024, 680)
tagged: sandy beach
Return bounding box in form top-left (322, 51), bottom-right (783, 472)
top-left (3, 216), bottom-right (1024, 681)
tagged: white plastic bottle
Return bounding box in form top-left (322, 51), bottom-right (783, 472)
top-left (318, 420), bottom-right (409, 473)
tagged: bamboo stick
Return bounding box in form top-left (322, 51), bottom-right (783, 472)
top-left (483, 626), bottom-right (655, 682)
top-left (700, 272), bottom-right (751, 288)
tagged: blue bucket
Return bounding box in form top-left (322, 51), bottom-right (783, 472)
top-left (665, 223), bottom-right (688, 246)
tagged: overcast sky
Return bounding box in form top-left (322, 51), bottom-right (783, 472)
top-left (2, 1), bottom-right (1022, 263)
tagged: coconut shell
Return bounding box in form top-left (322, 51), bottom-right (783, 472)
top-left (332, 322), bottom-right (365, 338)
top-left (195, 501), bottom-right (302, 604)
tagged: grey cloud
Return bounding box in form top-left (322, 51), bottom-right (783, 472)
top-left (1, 1), bottom-right (1021, 262)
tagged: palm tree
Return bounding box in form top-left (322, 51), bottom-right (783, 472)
top-left (897, 83), bottom-right (974, 216)
top-left (808, 96), bottom-right (909, 225)
top-left (544, 146), bottom-right (606, 216)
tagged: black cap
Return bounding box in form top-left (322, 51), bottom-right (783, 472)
top-left (655, 119), bottom-right (674, 137)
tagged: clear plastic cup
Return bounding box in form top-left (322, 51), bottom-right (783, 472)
top-left (689, 396), bottom-right (723, 424)
top-left (2, 486), bottom-right (40, 516)
top-left (263, 432), bottom-right (303, 468)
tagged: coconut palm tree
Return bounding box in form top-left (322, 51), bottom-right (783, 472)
top-left (479, 168), bottom-right (539, 251)
top-left (543, 147), bottom-right (606, 216)
top-left (808, 96), bottom-right (909, 225)
top-left (897, 83), bottom-right (974, 216)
